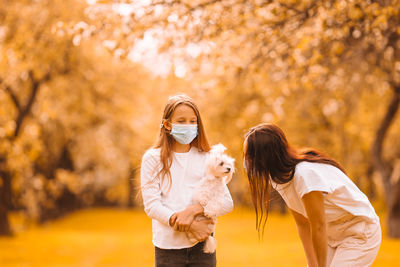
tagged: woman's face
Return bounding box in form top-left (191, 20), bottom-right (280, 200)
top-left (243, 137), bottom-right (249, 171)
top-left (243, 137), bottom-right (248, 153)
top-left (167, 104), bottom-right (197, 128)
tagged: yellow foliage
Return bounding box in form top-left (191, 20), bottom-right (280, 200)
top-left (331, 41), bottom-right (345, 55)
top-left (348, 7), bottom-right (363, 20)
top-left (297, 37), bottom-right (311, 51)
top-left (1, 0), bottom-right (400, 239)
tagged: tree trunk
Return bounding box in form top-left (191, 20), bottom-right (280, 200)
top-left (371, 86), bottom-right (400, 238)
top-left (388, 180), bottom-right (400, 237)
top-left (0, 71), bottom-right (49, 235)
top-left (0, 167), bottom-right (12, 236)
top-left (128, 166), bottom-right (138, 208)
top-left (365, 165), bottom-right (376, 201)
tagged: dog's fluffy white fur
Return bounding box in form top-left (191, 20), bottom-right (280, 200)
top-left (187, 143), bottom-right (235, 253)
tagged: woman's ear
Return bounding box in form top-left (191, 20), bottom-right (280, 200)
top-left (163, 120), bottom-right (172, 131)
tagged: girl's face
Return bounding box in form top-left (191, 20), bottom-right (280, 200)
top-left (169, 104), bottom-right (197, 125)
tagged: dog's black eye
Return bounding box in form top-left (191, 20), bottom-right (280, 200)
top-left (219, 162), bottom-right (224, 166)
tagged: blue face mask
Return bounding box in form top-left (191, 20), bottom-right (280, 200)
top-left (170, 124), bottom-right (198, 144)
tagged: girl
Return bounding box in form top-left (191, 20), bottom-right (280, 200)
top-left (243, 123), bottom-right (381, 267)
top-left (141, 94), bottom-right (233, 267)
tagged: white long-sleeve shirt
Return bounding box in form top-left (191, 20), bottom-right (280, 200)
top-left (140, 146), bottom-right (234, 249)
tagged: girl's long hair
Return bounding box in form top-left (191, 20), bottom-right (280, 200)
top-left (243, 123), bottom-right (345, 237)
top-left (154, 94), bottom-right (210, 187)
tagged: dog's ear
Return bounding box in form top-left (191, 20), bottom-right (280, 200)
top-left (211, 143), bottom-right (226, 154)
top-left (224, 170), bottom-right (233, 184)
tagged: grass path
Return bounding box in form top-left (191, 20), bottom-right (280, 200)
top-left (0, 208), bottom-right (399, 266)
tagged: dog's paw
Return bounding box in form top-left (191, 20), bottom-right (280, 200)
top-left (200, 200), bottom-right (208, 207)
top-left (204, 210), bottom-right (217, 219)
top-left (208, 213), bottom-right (217, 219)
top-left (203, 203), bottom-right (219, 218)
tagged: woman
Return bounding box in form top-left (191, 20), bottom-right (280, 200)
top-left (141, 94), bottom-right (233, 267)
top-left (243, 123), bottom-right (381, 267)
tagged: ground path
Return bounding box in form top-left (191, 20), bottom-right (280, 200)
top-left (0, 208), bottom-right (398, 266)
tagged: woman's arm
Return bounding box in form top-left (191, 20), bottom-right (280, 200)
top-left (140, 153), bottom-right (175, 226)
top-left (290, 209), bottom-right (318, 267)
top-left (302, 191), bottom-right (327, 267)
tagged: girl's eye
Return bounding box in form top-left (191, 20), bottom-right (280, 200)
top-left (219, 162), bottom-right (224, 166)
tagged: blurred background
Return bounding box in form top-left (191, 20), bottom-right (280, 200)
top-left (0, 0), bottom-right (400, 266)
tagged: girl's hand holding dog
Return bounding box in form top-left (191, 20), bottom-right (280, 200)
top-left (188, 218), bottom-right (214, 241)
top-left (172, 204), bottom-right (204, 232)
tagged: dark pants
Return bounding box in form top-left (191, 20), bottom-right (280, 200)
top-left (155, 241), bottom-right (216, 267)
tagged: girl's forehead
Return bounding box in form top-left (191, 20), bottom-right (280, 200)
top-left (171, 104), bottom-right (197, 118)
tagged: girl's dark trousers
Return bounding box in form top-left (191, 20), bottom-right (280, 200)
top-left (155, 241), bottom-right (216, 267)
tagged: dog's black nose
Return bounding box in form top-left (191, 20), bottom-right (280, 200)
top-left (227, 168), bottom-right (231, 171)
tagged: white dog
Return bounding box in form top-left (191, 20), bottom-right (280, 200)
top-left (188, 143), bottom-right (235, 253)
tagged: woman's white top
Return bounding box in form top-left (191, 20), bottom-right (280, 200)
top-left (271, 161), bottom-right (379, 223)
top-left (140, 146), bottom-right (234, 249)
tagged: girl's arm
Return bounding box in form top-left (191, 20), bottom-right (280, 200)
top-left (140, 152), bottom-right (175, 226)
top-left (290, 209), bottom-right (318, 267)
top-left (174, 185), bottom-right (234, 231)
top-left (172, 204), bottom-right (204, 232)
top-left (188, 218), bottom-right (214, 241)
top-left (301, 191), bottom-right (327, 267)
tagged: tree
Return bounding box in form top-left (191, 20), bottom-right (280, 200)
top-left (0, 0), bottom-right (154, 235)
top-left (0, 0), bottom-right (79, 235)
top-left (88, 0), bottom-right (400, 237)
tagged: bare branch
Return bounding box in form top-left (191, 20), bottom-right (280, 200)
top-left (189, 0), bottom-right (221, 11)
top-left (1, 83), bottom-right (21, 112)
top-left (12, 70), bottom-right (51, 139)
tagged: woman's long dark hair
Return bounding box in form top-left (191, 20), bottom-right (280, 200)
top-left (243, 123), bottom-right (346, 237)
